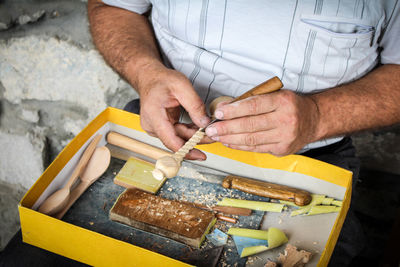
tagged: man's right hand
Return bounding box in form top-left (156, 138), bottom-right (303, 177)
top-left (135, 62), bottom-right (211, 160)
top-left (88, 1), bottom-right (210, 159)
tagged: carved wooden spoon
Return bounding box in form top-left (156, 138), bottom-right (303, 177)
top-left (38, 135), bottom-right (102, 215)
top-left (55, 146), bottom-right (111, 219)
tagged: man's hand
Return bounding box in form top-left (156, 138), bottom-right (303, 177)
top-left (88, 1), bottom-right (211, 160)
top-left (136, 62), bottom-right (211, 160)
top-left (205, 90), bottom-right (320, 156)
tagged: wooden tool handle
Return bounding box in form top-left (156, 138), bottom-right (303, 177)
top-left (209, 96), bottom-right (235, 116)
top-left (216, 214), bottom-right (237, 224)
top-left (64, 134), bottom-right (102, 189)
top-left (181, 201), bottom-right (252, 217)
top-left (232, 76), bottom-right (283, 103)
top-left (212, 206), bottom-right (252, 216)
top-left (222, 175), bottom-right (312, 206)
top-left (107, 132), bottom-right (172, 160)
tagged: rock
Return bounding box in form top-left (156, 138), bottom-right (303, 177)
top-left (19, 109), bottom-right (40, 123)
top-left (0, 35), bottom-right (137, 122)
top-left (16, 10), bottom-right (46, 26)
top-left (0, 7), bottom-right (13, 31)
top-left (50, 10), bottom-right (60, 18)
top-left (17, 15), bottom-right (32, 26)
top-left (0, 180), bottom-right (26, 250)
top-left (31, 10), bottom-right (46, 22)
top-left (16, 10), bottom-right (46, 25)
top-left (0, 22), bottom-right (10, 31)
top-left (0, 131), bottom-right (45, 188)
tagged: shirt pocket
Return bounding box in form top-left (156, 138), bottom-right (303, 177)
top-left (283, 14), bottom-right (380, 93)
top-left (300, 15), bottom-right (375, 41)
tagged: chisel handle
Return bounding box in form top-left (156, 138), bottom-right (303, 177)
top-left (232, 76), bottom-right (283, 103)
top-left (222, 175), bottom-right (312, 206)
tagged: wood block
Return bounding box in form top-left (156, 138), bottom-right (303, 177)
top-left (109, 189), bottom-right (216, 248)
top-left (113, 156), bottom-right (166, 194)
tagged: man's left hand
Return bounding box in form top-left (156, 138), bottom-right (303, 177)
top-left (205, 90), bottom-right (320, 156)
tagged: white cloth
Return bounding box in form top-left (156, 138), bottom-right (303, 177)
top-left (102, 0), bottom-right (400, 151)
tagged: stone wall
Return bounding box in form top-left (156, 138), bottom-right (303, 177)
top-left (0, 0), bottom-right (137, 186)
top-left (0, 0), bottom-right (138, 250)
top-left (1, 0), bottom-right (399, 251)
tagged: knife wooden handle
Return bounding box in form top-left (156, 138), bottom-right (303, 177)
top-left (222, 175), bottom-right (312, 206)
top-left (232, 76), bottom-right (283, 103)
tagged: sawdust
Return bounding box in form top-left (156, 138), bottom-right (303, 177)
top-left (177, 166), bottom-right (207, 181)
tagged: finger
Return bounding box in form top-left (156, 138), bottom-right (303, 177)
top-left (209, 96), bottom-right (234, 116)
top-left (174, 81), bottom-right (210, 127)
top-left (206, 113), bottom-right (276, 137)
top-left (213, 129), bottom-right (280, 146)
top-left (151, 109), bottom-right (186, 153)
top-left (174, 123), bottom-right (198, 139)
top-left (146, 131), bottom-right (157, 137)
top-left (216, 99), bottom-right (233, 108)
top-left (172, 124), bottom-right (210, 160)
top-left (185, 148), bottom-right (207, 161)
top-left (228, 140), bottom-right (300, 156)
top-left (226, 144), bottom-right (285, 156)
top-left (175, 123), bottom-right (214, 144)
top-left (227, 144), bottom-right (275, 153)
top-left (166, 107), bottom-right (181, 124)
top-left (215, 93), bottom-right (279, 120)
top-left (173, 124), bottom-right (211, 161)
top-left (139, 117), bottom-right (157, 137)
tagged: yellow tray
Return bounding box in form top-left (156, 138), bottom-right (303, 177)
top-left (19, 107), bottom-right (352, 267)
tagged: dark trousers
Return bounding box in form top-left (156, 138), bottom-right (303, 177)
top-left (0, 100), bottom-right (365, 267)
top-left (302, 138), bottom-right (366, 266)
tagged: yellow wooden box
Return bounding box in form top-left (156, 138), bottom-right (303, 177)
top-left (19, 107), bottom-right (352, 267)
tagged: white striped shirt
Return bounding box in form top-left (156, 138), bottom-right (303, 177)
top-left (103, 0), bottom-right (400, 151)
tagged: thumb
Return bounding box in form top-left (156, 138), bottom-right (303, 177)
top-left (175, 84), bottom-right (210, 128)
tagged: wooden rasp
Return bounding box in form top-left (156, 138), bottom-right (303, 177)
top-left (222, 175), bottom-right (312, 206)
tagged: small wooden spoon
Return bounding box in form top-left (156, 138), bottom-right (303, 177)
top-left (38, 135), bottom-right (102, 215)
top-left (55, 146), bottom-right (111, 219)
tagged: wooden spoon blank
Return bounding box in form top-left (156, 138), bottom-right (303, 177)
top-left (63, 134), bottom-right (103, 190)
top-left (38, 134), bottom-right (102, 215)
top-left (55, 146), bottom-right (111, 219)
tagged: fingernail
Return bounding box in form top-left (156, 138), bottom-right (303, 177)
top-left (211, 136), bottom-right (219, 141)
top-left (214, 110), bottom-right (224, 119)
top-left (223, 143), bottom-right (229, 147)
top-left (200, 116), bottom-right (210, 127)
top-left (206, 126), bottom-right (217, 136)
